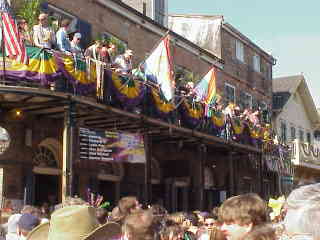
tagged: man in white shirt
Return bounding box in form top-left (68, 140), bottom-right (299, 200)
top-left (33, 13), bottom-right (56, 49)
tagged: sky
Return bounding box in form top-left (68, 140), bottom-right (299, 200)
top-left (169, 0), bottom-right (320, 107)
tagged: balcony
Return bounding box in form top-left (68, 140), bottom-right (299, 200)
top-left (291, 139), bottom-right (320, 170)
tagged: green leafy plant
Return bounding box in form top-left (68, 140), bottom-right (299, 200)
top-left (16, 0), bottom-right (44, 29)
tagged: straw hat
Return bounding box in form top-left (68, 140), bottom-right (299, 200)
top-left (26, 205), bottom-right (120, 240)
top-left (85, 222), bottom-right (121, 240)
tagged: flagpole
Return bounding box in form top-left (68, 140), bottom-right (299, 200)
top-left (1, 12), bottom-right (5, 85)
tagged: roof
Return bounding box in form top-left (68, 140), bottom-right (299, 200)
top-left (273, 74), bottom-right (320, 127)
top-left (273, 75), bottom-right (303, 93)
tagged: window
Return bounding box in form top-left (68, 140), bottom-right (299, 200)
top-left (291, 126), bottom-right (296, 141)
top-left (235, 39), bottom-right (244, 62)
top-left (101, 32), bottom-right (128, 54)
top-left (299, 129), bottom-right (304, 142)
top-left (307, 132), bottom-right (311, 144)
top-left (280, 122), bottom-right (287, 143)
top-left (243, 92), bottom-right (252, 109)
top-left (154, 0), bottom-right (165, 25)
top-left (253, 54), bottom-right (261, 72)
top-left (174, 65), bottom-right (198, 87)
top-left (225, 84), bottom-right (236, 104)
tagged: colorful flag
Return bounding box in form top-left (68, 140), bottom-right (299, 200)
top-left (143, 35), bottom-right (174, 101)
top-left (194, 67), bottom-right (217, 105)
top-left (0, 0), bottom-right (28, 65)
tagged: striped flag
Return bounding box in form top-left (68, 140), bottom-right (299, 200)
top-left (194, 67), bottom-right (217, 105)
top-left (0, 0), bottom-right (28, 65)
top-left (143, 35), bottom-right (174, 101)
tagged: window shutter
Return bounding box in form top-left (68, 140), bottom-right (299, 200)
top-left (239, 91), bottom-right (245, 110)
top-left (252, 98), bottom-right (258, 111)
top-left (77, 19), bottom-right (92, 48)
top-left (40, 1), bottom-right (49, 12)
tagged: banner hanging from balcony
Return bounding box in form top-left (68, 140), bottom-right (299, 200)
top-left (150, 88), bottom-right (175, 117)
top-left (78, 127), bottom-right (146, 163)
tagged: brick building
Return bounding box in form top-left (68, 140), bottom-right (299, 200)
top-left (0, 0), bottom-right (278, 211)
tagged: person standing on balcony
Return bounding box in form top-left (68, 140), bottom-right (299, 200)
top-left (84, 40), bottom-right (103, 61)
top-left (70, 32), bottom-right (84, 58)
top-left (114, 49), bottom-right (133, 75)
top-left (17, 19), bottom-right (33, 46)
top-left (56, 19), bottom-right (72, 55)
top-left (33, 13), bottom-right (56, 49)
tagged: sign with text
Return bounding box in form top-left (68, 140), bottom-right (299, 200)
top-left (78, 128), bottom-right (146, 163)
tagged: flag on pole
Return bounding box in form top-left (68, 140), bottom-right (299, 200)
top-left (194, 67), bottom-right (217, 105)
top-left (0, 0), bottom-right (28, 65)
top-left (143, 35), bottom-right (174, 102)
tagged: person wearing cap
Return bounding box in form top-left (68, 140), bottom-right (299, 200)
top-left (33, 13), bottom-right (56, 49)
top-left (17, 213), bottom-right (40, 240)
top-left (70, 32), bottom-right (84, 58)
top-left (5, 213), bottom-right (21, 240)
top-left (114, 49), bottom-right (133, 75)
top-left (56, 19), bottom-right (72, 55)
top-left (84, 40), bottom-right (103, 61)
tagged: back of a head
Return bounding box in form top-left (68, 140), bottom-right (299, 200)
top-left (18, 213), bottom-right (40, 234)
top-left (286, 183), bottom-right (320, 210)
top-left (218, 193), bottom-right (267, 226)
top-left (246, 224), bottom-right (276, 240)
top-left (118, 196), bottom-right (138, 216)
top-left (122, 210), bottom-right (155, 240)
top-left (160, 224), bottom-right (183, 240)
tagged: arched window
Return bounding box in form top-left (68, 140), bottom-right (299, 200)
top-left (0, 127), bottom-right (10, 154)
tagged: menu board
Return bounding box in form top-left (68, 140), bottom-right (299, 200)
top-left (78, 127), bottom-right (146, 163)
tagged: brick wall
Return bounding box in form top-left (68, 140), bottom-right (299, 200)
top-left (221, 28), bottom-right (273, 108)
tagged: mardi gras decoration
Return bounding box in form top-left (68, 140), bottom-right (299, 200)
top-left (268, 196), bottom-right (285, 221)
top-left (86, 188), bottom-right (110, 209)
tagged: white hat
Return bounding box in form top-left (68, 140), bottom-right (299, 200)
top-left (74, 32), bottom-right (82, 39)
top-left (125, 49), bottom-right (133, 55)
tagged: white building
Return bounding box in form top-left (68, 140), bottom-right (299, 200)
top-left (273, 74), bottom-right (320, 186)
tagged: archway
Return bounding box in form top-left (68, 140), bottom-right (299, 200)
top-left (32, 138), bottom-right (62, 206)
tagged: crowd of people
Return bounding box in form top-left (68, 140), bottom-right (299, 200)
top-left (17, 13), bottom-right (133, 75)
top-left (1, 183), bottom-right (319, 240)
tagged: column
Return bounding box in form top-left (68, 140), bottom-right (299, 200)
top-left (228, 151), bottom-right (235, 197)
top-left (62, 102), bottom-right (76, 202)
top-left (195, 144), bottom-right (207, 211)
top-left (143, 134), bottom-right (152, 205)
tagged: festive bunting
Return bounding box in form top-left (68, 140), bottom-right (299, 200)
top-left (109, 72), bottom-right (145, 108)
top-left (211, 110), bottom-right (225, 129)
top-left (150, 88), bottom-right (175, 116)
top-left (0, 47), bottom-right (60, 85)
top-left (179, 99), bottom-right (204, 128)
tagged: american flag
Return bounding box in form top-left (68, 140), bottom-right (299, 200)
top-left (0, 0), bottom-right (28, 65)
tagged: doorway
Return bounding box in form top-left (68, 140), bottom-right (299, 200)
top-left (34, 174), bottom-right (60, 206)
top-left (98, 180), bottom-right (116, 209)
